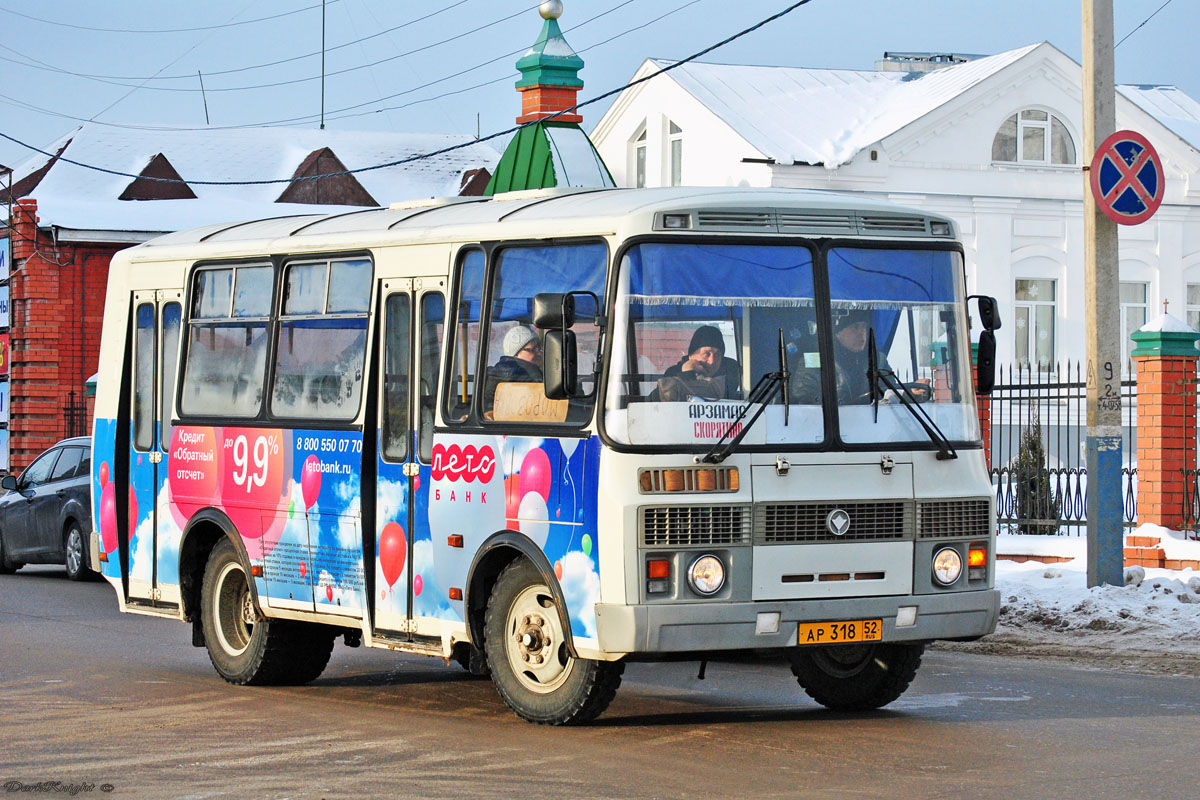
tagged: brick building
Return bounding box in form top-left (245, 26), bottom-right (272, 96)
top-left (0, 125), bottom-right (501, 471)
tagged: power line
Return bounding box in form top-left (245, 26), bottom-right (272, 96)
top-left (0, 1), bottom-right (339, 34)
top-left (1115, 0), bottom-right (1176, 48)
top-left (0, 0), bottom-right (815, 186)
top-left (0, 0), bottom-right (652, 131)
top-left (0, 0), bottom-right (504, 84)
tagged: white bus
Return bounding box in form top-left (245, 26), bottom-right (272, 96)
top-left (90, 186), bottom-right (1001, 724)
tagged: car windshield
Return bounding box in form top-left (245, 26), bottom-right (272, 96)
top-left (604, 242), bottom-right (979, 449)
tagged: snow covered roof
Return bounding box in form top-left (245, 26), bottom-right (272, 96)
top-left (647, 44), bottom-right (1041, 168)
top-left (3, 124), bottom-right (502, 239)
top-left (1118, 84), bottom-right (1200, 154)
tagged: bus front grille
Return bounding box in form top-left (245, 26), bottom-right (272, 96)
top-left (917, 498), bottom-right (991, 539)
top-left (755, 501), bottom-right (911, 543)
top-left (640, 505), bottom-right (752, 547)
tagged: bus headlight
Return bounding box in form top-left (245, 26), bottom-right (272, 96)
top-left (932, 547), bottom-right (963, 586)
top-left (688, 554), bottom-right (725, 595)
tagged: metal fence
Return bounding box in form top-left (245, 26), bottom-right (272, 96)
top-left (62, 391), bottom-right (87, 440)
top-left (987, 362), bottom-right (1137, 535)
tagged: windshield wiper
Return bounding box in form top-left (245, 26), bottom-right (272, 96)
top-left (867, 328), bottom-right (957, 461)
top-left (700, 329), bottom-right (790, 464)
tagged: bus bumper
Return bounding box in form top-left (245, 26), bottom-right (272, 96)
top-left (593, 589), bottom-right (1000, 655)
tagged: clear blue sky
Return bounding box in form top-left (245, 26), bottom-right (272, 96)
top-left (0, 0), bottom-right (1195, 174)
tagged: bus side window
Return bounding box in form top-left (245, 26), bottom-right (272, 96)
top-left (270, 259), bottom-right (371, 421)
top-left (418, 293), bottom-right (445, 462)
top-left (381, 294), bottom-right (411, 461)
top-left (444, 249), bottom-right (484, 423)
top-left (180, 265), bottom-right (272, 418)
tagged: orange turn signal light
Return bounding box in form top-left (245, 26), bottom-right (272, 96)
top-left (449, 587), bottom-right (463, 601)
top-left (447, 534), bottom-right (464, 548)
top-left (250, 565), bottom-right (264, 577)
top-left (647, 559), bottom-right (671, 579)
top-left (968, 547), bottom-right (987, 568)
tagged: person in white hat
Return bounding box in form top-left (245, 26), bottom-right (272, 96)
top-left (484, 325), bottom-right (543, 413)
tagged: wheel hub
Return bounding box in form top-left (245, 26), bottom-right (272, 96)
top-left (504, 585), bottom-right (573, 693)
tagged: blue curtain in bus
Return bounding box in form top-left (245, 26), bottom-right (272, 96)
top-left (625, 243), bottom-right (815, 312)
top-left (491, 243), bottom-right (608, 321)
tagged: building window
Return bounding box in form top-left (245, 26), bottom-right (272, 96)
top-left (633, 127), bottom-right (647, 188)
top-left (992, 110), bottom-right (1076, 165)
top-left (1187, 283), bottom-right (1200, 334)
top-left (1014, 279), bottom-right (1056, 371)
top-left (668, 121), bottom-right (683, 186)
top-left (1119, 281), bottom-right (1148, 370)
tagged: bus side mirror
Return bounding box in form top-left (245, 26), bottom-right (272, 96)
top-left (544, 330), bottom-right (578, 400)
top-left (976, 330), bottom-right (996, 395)
top-left (533, 293), bottom-right (575, 329)
top-left (972, 295), bottom-right (1002, 331)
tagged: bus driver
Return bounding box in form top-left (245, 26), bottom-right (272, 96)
top-left (653, 325), bottom-right (742, 401)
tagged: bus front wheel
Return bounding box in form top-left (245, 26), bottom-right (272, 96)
top-left (483, 557), bottom-right (623, 725)
top-left (200, 538), bottom-right (335, 686)
top-left (788, 641), bottom-right (924, 711)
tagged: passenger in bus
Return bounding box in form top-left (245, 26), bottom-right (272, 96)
top-left (652, 324), bottom-right (741, 401)
top-left (484, 325), bottom-right (543, 413)
top-left (792, 310), bottom-right (889, 405)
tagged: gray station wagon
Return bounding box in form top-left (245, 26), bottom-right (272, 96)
top-left (0, 437), bottom-right (94, 580)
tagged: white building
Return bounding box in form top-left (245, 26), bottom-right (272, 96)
top-left (592, 43), bottom-right (1200, 371)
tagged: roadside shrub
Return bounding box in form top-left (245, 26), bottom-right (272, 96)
top-left (1012, 417), bottom-right (1061, 534)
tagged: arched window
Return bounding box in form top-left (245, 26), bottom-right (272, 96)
top-left (992, 110), bottom-right (1076, 165)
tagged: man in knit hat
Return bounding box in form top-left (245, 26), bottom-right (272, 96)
top-left (484, 325), bottom-right (543, 412)
top-left (654, 324), bottom-right (742, 401)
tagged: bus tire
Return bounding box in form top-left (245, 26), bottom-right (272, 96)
top-left (200, 538), bottom-right (334, 686)
top-left (788, 642), bottom-right (924, 711)
top-left (483, 557), bottom-right (623, 725)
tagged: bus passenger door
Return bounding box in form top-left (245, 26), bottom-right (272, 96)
top-left (373, 279), bottom-right (445, 637)
top-left (128, 291), bottom-right (183, 607)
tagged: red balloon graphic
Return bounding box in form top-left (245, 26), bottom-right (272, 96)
top-left (504, 474), bottom-right (521, 522)
top-left (98, 461), bottom-right (109, 489)
top-left (412, 474), bottom-right (420, 492)
top-left (379, 522), bottom-right (407, 587)
top-left (301, 454), bottom-right (322, 509)
top-left (326, 584), bottom-right (333, 602)
top-left (554, 560), bottom-right (563, 580)
top-left (99, 480), bottom-right (117, 553)
top-left (128, 485), bottom-right (139, 534)
top-left (519, 448), bottom-right (552, 502)
top-left (299, 561), bottom-right (307, 579)
top-left (413, 573), bottom-right (423, 596)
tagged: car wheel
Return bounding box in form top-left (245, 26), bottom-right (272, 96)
top-left (200, 537), bottom-right (335, 686)
top-left (0, 529), bottom-right (22, 574)
top-left (483, 557), bottom-right (623, 725)
top-left (64, 522), bottom-right (91, 581)
top-left (788, 641), bottom-right (924, 711)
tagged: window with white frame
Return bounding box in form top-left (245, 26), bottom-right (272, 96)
top-left (1187, 283), bottom-right (1200, 348)
top-left (1119, 281), bottom-right (1148, 371)
top-left (992, 110), bottom-right (1076, 165)
top-left (633, 127), bottom-right (647, 188)
top-left (1014, 278), bottom-right (1056, 371)
top-left (668, 121), bottom-right (683, 186)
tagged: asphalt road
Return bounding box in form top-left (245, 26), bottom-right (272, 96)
top-left (3, 565), bottom-right (1199, 800)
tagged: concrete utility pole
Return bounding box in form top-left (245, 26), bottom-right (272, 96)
top-left (1082, 0), bottom-right (1124, 587)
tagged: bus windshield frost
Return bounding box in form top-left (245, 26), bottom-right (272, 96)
top-left (88, 188), bottom-right (1001, 727)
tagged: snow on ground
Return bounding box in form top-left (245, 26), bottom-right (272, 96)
top-left (939, 524), bottom-right (1200, 674)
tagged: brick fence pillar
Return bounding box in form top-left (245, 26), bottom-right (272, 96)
top-left (971, 343), bottom-right (993, 470)
top-left (1131, 315), bottom-right (1200, 530)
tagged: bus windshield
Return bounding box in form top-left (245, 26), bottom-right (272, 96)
top-left (604, 242), bottom-right (979, 449)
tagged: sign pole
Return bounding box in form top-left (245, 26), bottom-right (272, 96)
top-left (1082, 0), bottom-right (1124, 587)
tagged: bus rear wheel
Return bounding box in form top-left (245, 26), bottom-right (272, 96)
top-left (788, 642), bottom-right (924, 711)
top-left (200, 538), bottom-right (335, 686)
top-left (483, 558), bottom-right (623, 725)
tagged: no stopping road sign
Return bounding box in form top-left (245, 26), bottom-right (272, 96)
top-left (1089, 130), bottom-right (1164, 225)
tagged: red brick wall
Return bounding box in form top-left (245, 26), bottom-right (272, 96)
top-left (8, 199), bottom-right (124, 471)
top-left (1134, 353), bottom-right (1198, 530)
top-left (517, 85), bottom-right (583, 124)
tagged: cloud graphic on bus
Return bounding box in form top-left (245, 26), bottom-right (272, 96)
top-left (559, 550), bottom-right (600, 638)
top-left (412, 538), bottom-right (457, 620)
